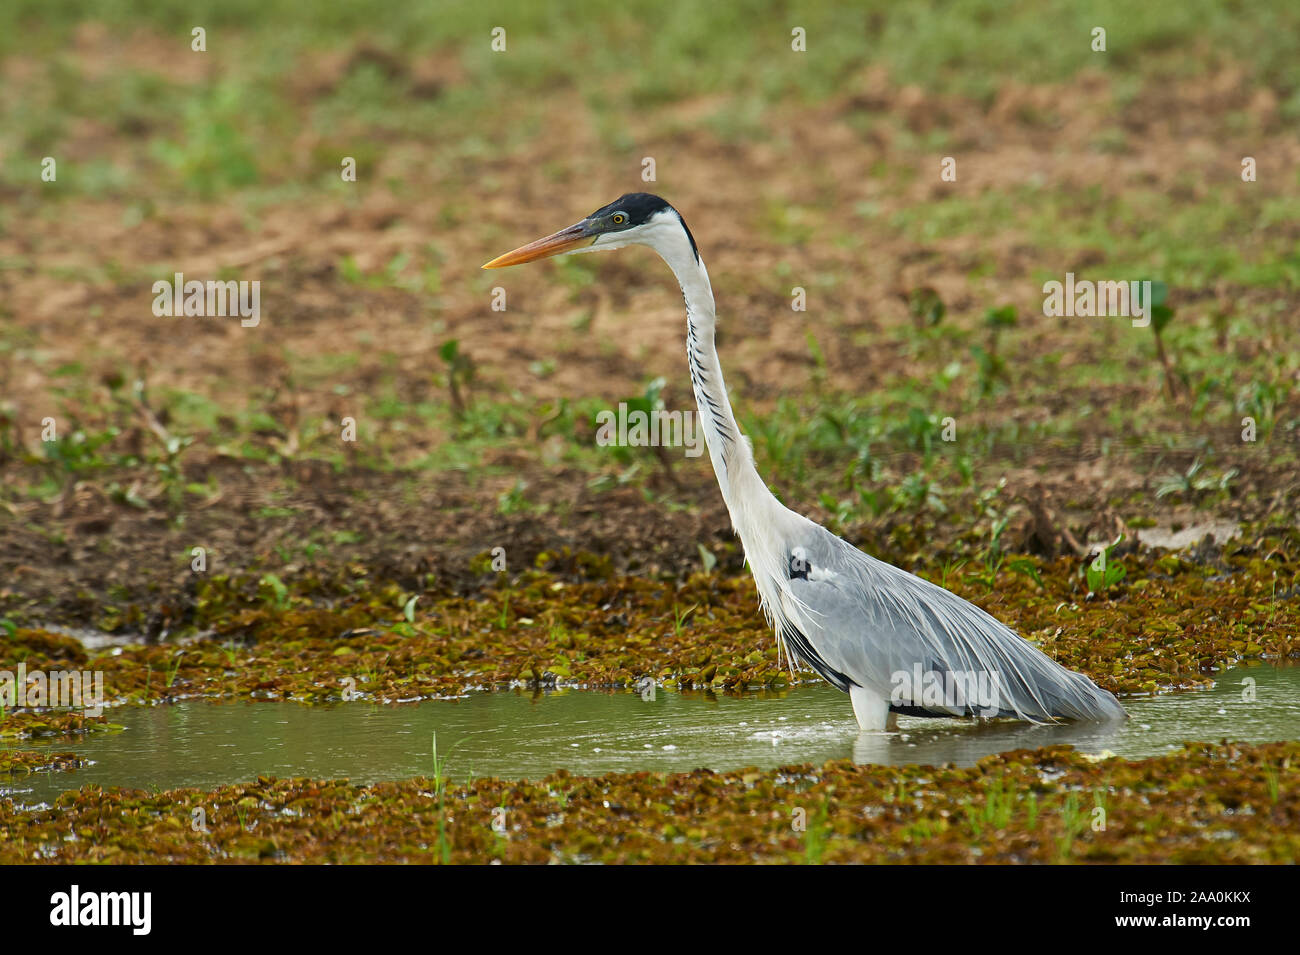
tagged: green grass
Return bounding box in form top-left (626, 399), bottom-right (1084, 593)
top-left (5, 0), bottom-right (1300, 200)
top-left (5, 0), bottom-right (1300, 96)
top-left (2, 0), bottom-right (1297, 536)
top-left (886, 184), bottom-right (1300, 290)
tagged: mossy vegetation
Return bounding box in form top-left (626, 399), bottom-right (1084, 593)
top-left (2, 1), bottom-right (1298, 863)
top-left (2, 527), bottom-right (1296, 744)
top-left (3, 742), bottom-right (1295, 863)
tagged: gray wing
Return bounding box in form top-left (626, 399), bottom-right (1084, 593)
top-left (775, 522), bottom-right (1125, 722)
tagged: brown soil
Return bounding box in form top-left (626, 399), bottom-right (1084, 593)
top-left (2, 41), bottom-right (1297, 630)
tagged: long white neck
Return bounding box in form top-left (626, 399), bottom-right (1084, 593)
top-left (628, 209), bottom-right (804, 662)
top-left (636, 212), bottom-right (783, 542)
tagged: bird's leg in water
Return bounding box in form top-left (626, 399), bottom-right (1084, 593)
top-left (850, 685), bottom-right (899, 731)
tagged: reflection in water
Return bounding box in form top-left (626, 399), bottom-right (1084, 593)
top-left (3, 664), bottom-right (1296, 806)
top-left (855, 711), bottom-right (1136, 765)
top-left (857, 662), bottom-right (1297, 766)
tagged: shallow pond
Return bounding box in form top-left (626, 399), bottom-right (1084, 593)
top-left (4, 664), bottom-right (1297, 806)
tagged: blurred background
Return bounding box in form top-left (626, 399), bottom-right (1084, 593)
top-left (0, 0), bottom-right (1297, 630)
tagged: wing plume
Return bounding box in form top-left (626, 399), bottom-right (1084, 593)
top-left (766, 520), bottom-right (1125, 723)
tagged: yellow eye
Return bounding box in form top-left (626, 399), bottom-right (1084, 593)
top-left (612, 213), bottom-right (626, 225)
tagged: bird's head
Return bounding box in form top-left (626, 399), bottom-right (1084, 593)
top-left (482, 193), bottom-right (699, 269)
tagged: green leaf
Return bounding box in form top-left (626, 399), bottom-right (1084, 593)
top-left (1151, 304), bottom-right (1174, 334)
top-left (908, 287), bottom-right (945, 326)
top-left (1086, 563), bottom-right (1103, 593)
top-left (1134, 279), bottom-right (1169, 313)
top-left (259, 573), bottom-right (289, 609)
top-left (621, 396), bottom-right (653, 417)
top-left (643, 376), bottom-right (666, 406)
top-left (1086, 535), bottom-right (1126, 594)
top-left (985, 305), bottom-right (1017, 328)
top-left (1008, 558), bottom-right (1044, 589)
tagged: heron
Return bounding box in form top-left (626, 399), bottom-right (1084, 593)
top-left (484, 193), bottom-right (1126, 731)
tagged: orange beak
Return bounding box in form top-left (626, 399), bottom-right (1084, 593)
top-left (482, 221), bottom-right (596, 269)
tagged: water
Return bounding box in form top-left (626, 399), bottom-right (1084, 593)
top-left (4, 664), bottom-right (1296, 806)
